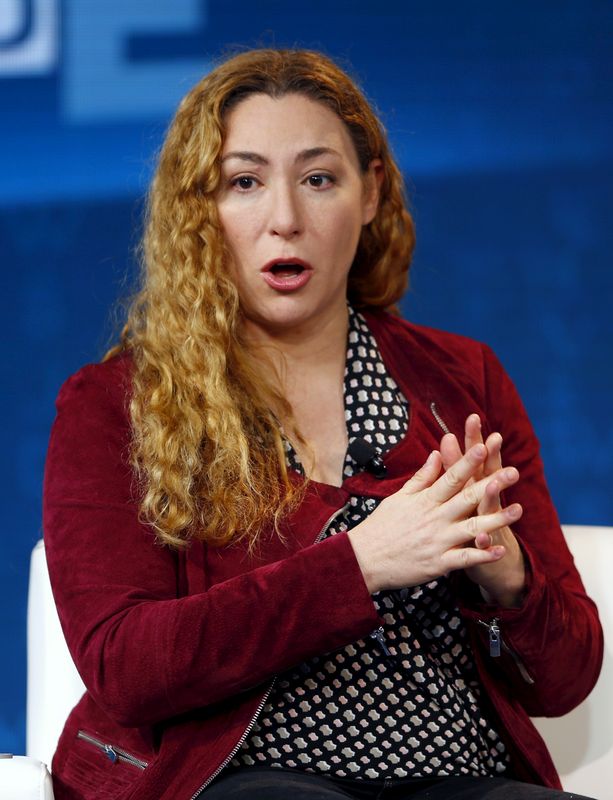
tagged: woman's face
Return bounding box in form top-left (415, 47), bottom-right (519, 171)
top-left (216, 92), bottom-right (381, 339)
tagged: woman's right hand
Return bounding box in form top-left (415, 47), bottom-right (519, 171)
top-left (347, 444), bottom-right (523, 593)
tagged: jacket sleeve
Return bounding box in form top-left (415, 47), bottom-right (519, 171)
top-left (43, 361), bottom-right (380, 728)
top-left (460, 343), bottom-right (604, 717)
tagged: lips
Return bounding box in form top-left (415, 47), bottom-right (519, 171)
top-left (261, 259), bottom-right (313, 292)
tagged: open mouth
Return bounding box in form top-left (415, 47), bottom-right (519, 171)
top-left (261, 259), bottom-right (313, 291)
top-left (269, 262), bottom-right (305, 278)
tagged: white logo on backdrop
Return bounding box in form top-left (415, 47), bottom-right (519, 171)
top-left (0, 0), bottom-right (58, 74)
top-left (62, 0), bottom-right (209, 122)
top-left (0, 0), bottom-right (209, 120)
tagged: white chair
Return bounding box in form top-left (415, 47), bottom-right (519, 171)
top-left (0, 528), bottom-right (610, 798)
top-left (26, 540), bottom-right (86, 768)
top-left (0, 540), bottom-right (84, 799)
top-left (532, 525), bottom-right (612, 799)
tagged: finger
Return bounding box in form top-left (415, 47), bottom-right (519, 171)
top-left (484, 431), bottom-right (503, 475)
top-left (447, 466), bottom-right (519, 518)
top-left (464, 414), bottom-right (484, 482)
top-left (428, 443), bottom-right (488, 503)
top-left (403, 450), bottom-right (442, 493)
top-left (441, 542), bottom-right (506, 573)
top-left (460, 503), bottom-right (523, 540)
top-left (464, 414), bottom-right (483, 452)
top-left (474, 531), bottom-right (493, 550)
top-left (440, 432), bottom-right (462, 472)
top-left (429, 494), bottom-right (522, 556)
top-left (477, 475), bottom-right (503, 515)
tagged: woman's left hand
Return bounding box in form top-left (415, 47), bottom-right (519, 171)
top-left (440, 414), bottom-right (527, 608)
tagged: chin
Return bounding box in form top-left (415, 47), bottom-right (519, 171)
top-left (241, 298), bottom-right (322, 334)
top-left (239, 283), bottom-right (350, 338)
top-left (249, 307), bottom-right (311, 332)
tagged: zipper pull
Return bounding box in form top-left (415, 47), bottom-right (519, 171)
top-left (477, 617), bottom-right (501, 657)
top-left (477, 619), bottom-right (534, 681)
top-left (104, 745), bottom-right (118, 764)
top-left (370, 626), bottom-right (395, 664)
top-left (488, 619), bottom-right (501, 657)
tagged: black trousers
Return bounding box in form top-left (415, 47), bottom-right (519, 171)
top-left (204, 767), bottom-right (597, 800)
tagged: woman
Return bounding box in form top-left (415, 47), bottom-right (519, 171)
top-left (44, 49), bottom-right (602, 800)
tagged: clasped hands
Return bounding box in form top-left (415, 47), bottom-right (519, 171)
top-left (348, 414), bottom-right (527, 608)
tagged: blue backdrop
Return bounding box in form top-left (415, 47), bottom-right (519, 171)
top-left (1, 0), bottom-right (611, 754)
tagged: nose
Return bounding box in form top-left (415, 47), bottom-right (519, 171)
top-left (268, 181), bottom-right (302, 239)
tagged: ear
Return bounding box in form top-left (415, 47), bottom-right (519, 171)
top-left (361, 158), bottom-right (384, 226)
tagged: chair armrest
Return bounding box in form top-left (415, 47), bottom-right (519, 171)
top-left (0, 755), bottom-right (54, 800)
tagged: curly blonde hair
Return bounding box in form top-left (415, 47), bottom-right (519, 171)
top-left (107, 49), bottom-right (415, 549)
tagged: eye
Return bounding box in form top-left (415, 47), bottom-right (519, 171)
top-left (230, 175), bottom-right (258, 191)
top-left (306, 174), bottom-right (335, 189)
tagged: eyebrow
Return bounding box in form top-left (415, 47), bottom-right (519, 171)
top-left (221, 147), bottom-right (342, 165)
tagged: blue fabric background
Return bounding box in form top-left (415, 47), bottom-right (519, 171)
top-left (1, 0), bottom-right (611, 755)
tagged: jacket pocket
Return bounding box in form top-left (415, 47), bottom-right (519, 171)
top-left (61, 730), bottom-right (149, 800)
top-left (77, 730), bottom-right (149, 769)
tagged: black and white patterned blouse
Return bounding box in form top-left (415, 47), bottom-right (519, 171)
top-left (232, 307), bottom-right (509, 780)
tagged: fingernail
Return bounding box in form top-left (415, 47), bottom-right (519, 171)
top-left (504, 467), bottom-right (517, 481)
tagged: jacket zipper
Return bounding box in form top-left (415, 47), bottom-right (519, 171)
top-left (477, 619), bottom-right (535, 684)
top-left (369, 625), bottom-right (396, 666)
top-left (76, 730), bottom-right (148, 770)
top-left (370, 626), bottom-right (392, 656)
top-left (190, 502), bottom-right (351, 799)
top-left (190, 677), bottom-right (278, 800)
top-left (313, 503), bottom-right (351, 544)
top-left (480, 617), bottom-right (501, 657)
top-left (430, 402), bottom-right (450, 434)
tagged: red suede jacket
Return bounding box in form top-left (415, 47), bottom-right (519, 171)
top-left (43, 311), bottom-right (603, 800)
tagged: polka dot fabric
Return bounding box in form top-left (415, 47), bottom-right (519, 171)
top-left (343, 313), bottom-right (408, 464)
top-left (232, 308), bottom-right (509, 780)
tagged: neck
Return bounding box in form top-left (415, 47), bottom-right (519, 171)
top-left (242, 304), bottom-right (350, 373)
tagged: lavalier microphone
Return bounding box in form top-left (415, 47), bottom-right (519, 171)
top-left (347, 438), bottom-right (387, 479)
